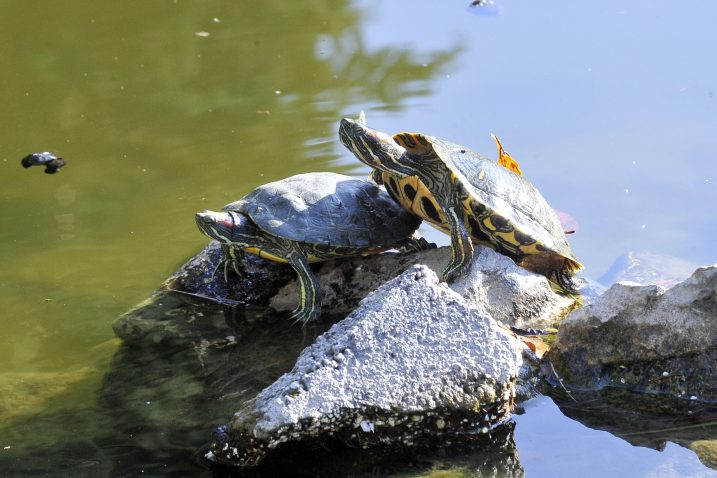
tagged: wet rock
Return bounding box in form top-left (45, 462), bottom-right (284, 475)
top-left (207, 265), bottom-right (525, 467)
top-left (599, 251), bottom-right (700, 288)
top-left (113, 242), bottom-right (576, 345)
top-left (547, 264), bottom-right (717, 400)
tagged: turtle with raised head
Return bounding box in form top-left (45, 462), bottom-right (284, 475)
top-left (338, 118), bottom-right (582, 295)
top-left (195, 172), bottom-right (429, 323)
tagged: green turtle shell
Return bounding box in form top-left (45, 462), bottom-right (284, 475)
top-left (223, 172), bottom-right (421, 248)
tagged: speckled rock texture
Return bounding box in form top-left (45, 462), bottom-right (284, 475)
top-left (449, 246), bottom-right (578, 328)
top-left (208, 265), bottom-right (525, 467)
top-left (547, 264), bottom-right (717, 400)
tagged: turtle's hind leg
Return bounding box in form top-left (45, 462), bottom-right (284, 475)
top-left (442, 207), bottom-right (474, 282)
top-left (286, 249), bottom-right (323, 325)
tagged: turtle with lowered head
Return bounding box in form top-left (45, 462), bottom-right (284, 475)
top-left (196, 172), bottom-right (430, 324)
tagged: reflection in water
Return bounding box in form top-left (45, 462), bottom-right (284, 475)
top-left (2, 0), bottom-right (716, 475)
top-left (0, 0), bottom-right (460, 475)
top-left (551, 388), bottom-right (717, 471)
top-left (515, 394), bottom-right (717, 478)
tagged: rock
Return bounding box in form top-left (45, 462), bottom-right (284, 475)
top-left (274, 244), bottom-right (576, 329)
top-left (113, 243), bottom-right (577, 345)
top-left (547, 264), bottom-right (717, 400)
top-left (108, 240), bottom-right (578, 470)
top-left (450, 246), bottom-right (577, 329)
top-left (207, 265), bottom-right (526, 467)
top-left (599, 251), bottom-right (700, 288)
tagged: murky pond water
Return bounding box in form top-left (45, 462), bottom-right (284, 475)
top-left (1, 0), bottom-right (716, 476)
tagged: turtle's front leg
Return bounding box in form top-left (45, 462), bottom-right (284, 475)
top-left (286, 249), bottom-right (323, 325)
top-left (216, 243), bottom-right (246, 281)
top-left (442, 206), bottom-right (473, 282)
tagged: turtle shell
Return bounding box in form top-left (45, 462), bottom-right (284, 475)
top-left (223, 172), bottom-right (421, 248)
top-left (392, 133), bottom-right (581, 271)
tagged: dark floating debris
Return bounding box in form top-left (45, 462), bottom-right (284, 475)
top-left (468, 0), bottom-right (499, 16)
top-left (21, 152), bottom-right (66, 174)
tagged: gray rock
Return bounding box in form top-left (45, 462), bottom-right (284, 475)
top-left (272, 244), bottom-right (576, 329)
top-left (548, 264), bottom-right (717, 399)
top-left (208, 265), bottom-right (526, 467)
top-left (114, 243), bottom-right (577, 345)
top-left (450, 246), bottom-right (577, 329)
top-left (599, 251), bottom-right (699, 288)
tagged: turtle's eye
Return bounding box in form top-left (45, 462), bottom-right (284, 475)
top-left (196, 211), bottom-right (217, 224)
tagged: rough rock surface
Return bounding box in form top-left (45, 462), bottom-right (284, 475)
top-left (113, 242), bottom-right (577, 345)
top-left (449, 246), bottom-right (577, 328)
top-left (547, 264), bottom-right (717, 399)
top-left (208, 265), bottom-right (525, 467)
top-left (270, 245), bottom-right (576, 329)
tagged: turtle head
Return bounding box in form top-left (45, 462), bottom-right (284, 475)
top-left (339, 118), bottom-right (414, 177)
top-left (195, 210), bottom-right (254, 247)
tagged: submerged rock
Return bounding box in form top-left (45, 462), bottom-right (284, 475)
top-left (208, 265), bottom-right (525, 468)
top-left (547, 264), bottom-right (717, 400)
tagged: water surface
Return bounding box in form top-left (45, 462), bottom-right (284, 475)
top-left (1, 0), bottom-right (716, 475)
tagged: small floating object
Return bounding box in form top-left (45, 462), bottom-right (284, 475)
top-left (21, 152), bottom-right (66, 174)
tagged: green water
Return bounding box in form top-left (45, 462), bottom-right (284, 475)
top-left (1, 0), bottom-right (716, 476)
top-left (0, 1), bottom-right (451, 385)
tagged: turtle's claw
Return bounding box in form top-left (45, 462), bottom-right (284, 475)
top-left (211, 258), bottom-right (246, 283)
top-left (289, 307), bottom-right (319, 326)
top-left (399, 236), bottom-right (436, 253)
top-left (441, 261), bottom-right (470, 283)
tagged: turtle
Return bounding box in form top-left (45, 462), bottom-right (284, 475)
top-left (195, 172), bottom-right (429, 323)
top-left (338, 118), bottom-right (582, 295)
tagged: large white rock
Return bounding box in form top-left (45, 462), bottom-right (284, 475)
top-left (209, 265), bottom-right (525, 466)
